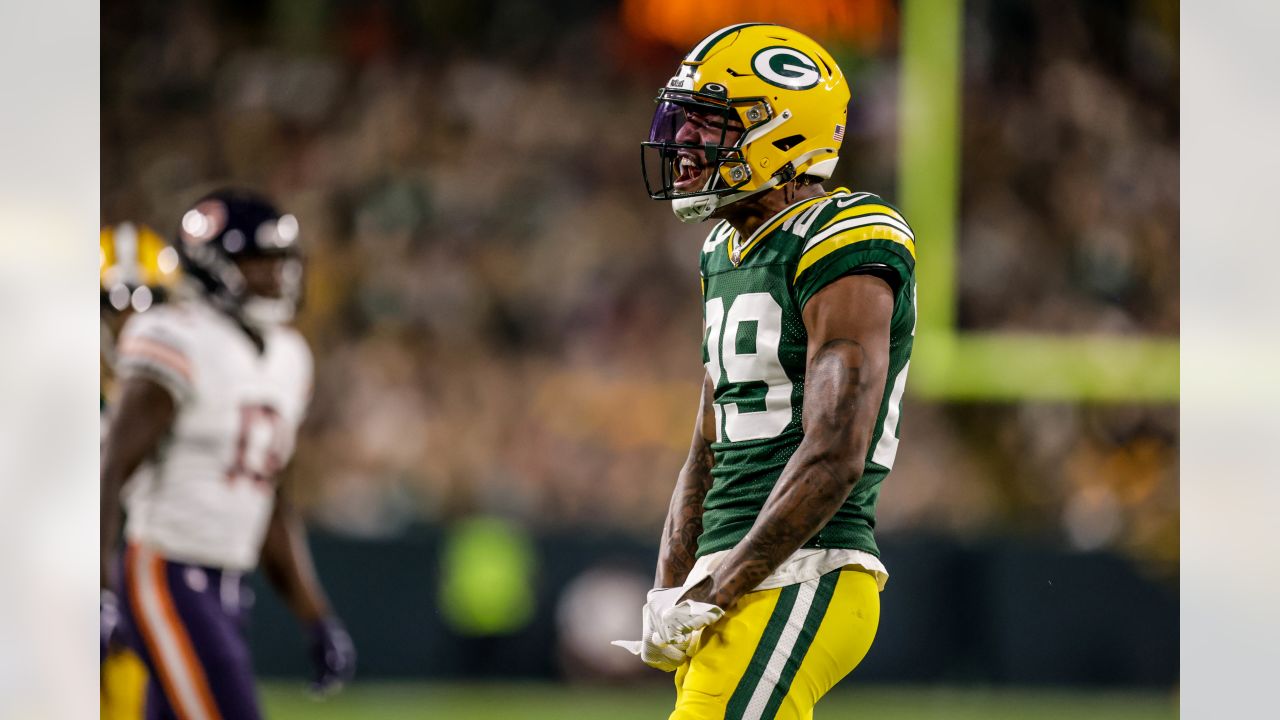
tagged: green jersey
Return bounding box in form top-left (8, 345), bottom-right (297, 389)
top-left (697, 188), bottom-right (917, 558)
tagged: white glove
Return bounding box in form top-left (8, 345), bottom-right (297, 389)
top-left (612, 587), bottom-right (724, 672)
top-left (612, 587), bottom-right (688, 671)
top-left (659, 596), bottom-right (724, 647)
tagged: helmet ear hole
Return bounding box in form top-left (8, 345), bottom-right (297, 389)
top-left (772, 134), bottom-right (806, 151)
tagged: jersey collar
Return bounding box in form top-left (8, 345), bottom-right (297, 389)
top-left (727, 192), bottom-right (836, 266)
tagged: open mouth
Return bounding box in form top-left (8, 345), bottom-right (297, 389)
top-left (673, 152), bottom-right (708, 192)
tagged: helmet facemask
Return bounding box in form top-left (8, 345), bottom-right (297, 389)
top-left (642, 88), bottom-right (771, 222)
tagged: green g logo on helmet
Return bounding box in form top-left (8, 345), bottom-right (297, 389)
top-left (750, 46), bottom-right (821, 90)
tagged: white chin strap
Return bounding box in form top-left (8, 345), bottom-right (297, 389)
top-left (242, 296), bottom-right (296, 327)
top-left (671, 175), bottom-right (785, 223)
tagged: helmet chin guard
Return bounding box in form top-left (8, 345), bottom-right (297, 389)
top-left (671, 194), bottom-right (720, 223)
top-left (671, 171), bottom-right (724, 223)
top-left (670, 172), bottom-right (787, 223)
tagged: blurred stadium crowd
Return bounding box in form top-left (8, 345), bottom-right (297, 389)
top-left (102, 0), bottom-right (1178, 574)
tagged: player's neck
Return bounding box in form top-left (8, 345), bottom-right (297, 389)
top-left (717, 182), bottom-right (826, 240)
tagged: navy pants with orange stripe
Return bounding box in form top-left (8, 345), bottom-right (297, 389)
top-left (121, 544), bottom-right (260, 720)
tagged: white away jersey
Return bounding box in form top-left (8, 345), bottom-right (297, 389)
top-left (115, 299), bottom-right (312, 570)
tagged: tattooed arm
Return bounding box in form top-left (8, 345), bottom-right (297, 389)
top-left (655, 374), bottom-right (717, 588)
top-left (682, 274), bottom-right (894, 609)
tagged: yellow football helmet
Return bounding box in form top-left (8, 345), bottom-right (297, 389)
top-left (642, 23), bottom-right (850, 223)
top-left (100, 222), bottom-right (181, 314)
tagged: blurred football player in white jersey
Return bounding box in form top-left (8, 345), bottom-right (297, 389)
top-left (100, 189), bottom-right (356, 720)
top-left (100, 222), bottom-right (180, 720)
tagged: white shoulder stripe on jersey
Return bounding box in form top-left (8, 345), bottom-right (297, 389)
top-left (827, 213), bottom-right (915, 242)
top-left (802, 214), bottom-right (916, 254)
top-left (741, 578), bottom-right (821, 720)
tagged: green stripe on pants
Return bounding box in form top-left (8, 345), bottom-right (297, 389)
top-left (724, 583), bottom-right (801, 719)
top-left (756, 572), bottom-right (840, 719)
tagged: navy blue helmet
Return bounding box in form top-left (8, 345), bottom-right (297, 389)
top-left (174, 188), bottom-right (303, 326)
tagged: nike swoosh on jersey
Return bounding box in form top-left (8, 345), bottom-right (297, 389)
top-left (835, 192), bottom-right (875, 208)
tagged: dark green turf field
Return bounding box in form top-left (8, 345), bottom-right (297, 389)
top-left (262, 682), bottom-right (1178, 719)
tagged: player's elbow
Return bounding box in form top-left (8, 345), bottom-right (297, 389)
top-left (807, 445), bottom-right (864, 489)
top-left (836, 458), bottom-right (864, 489)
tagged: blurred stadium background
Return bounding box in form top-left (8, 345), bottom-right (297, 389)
top-left (102, 0), bottom-right (1178, 717)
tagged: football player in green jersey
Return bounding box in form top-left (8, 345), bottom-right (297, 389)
top-left (626, 23), bottom-right (917, 720)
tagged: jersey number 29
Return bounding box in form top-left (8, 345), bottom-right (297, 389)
top-left (704, 293), bottom-right (792, 443)
top-left (704, 291), bottom-right (910, 470)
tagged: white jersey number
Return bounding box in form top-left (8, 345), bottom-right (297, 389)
top-left (870, 282), bottom-right (915, 470)
top-left (704, 293), bottom-right (793, 442)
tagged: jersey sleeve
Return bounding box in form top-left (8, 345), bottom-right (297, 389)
top-left (791, 199), bottom-right (917, 309)
top-left (116, 308), bottom-right (197, 403)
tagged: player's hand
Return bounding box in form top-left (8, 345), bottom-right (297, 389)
top-left (101, 589), bottom-right (121, 663)
top-left (657, 597), bottom-right (725, 648)
top-left (613, 587), bottom-right (722, 672)
top-left (307, 616), bottom-right (356, 695)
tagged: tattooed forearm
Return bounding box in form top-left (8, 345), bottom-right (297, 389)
top-left (683, 338), bottom-right (885, 608)
top-left (656, 436), bottom-right (714, 587)
top-left (656, 376), bottom-right (718, 588)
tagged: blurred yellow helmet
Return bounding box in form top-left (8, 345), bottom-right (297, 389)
top-left (642, 23), bottom-right (850, 223)
top-left (100, 222), bottom-right (181, 314)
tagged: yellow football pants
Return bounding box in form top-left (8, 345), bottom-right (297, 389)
top-left (670, 568), bottom-right (880, 720)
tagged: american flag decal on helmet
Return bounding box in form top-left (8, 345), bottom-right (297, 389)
top-left (833, 124), bottom-right (845, 142)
